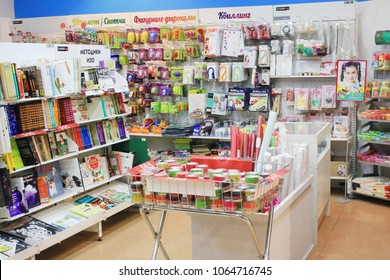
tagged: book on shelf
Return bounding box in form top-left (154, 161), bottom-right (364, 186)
top-left (10, 138), bottom-right (24, 170)
top-left (0, 168), bottom-right (13, 208)
top-left (10, 63), bottom-right (21, 100)
top-left (33, 134), bottom-right (52, 162)
top-left (98, 188), bottom-right (130, 204)
top-left (18, 66), bottom-right (40, 98)
top-left (55, 131), bottom-right (69, 155)
top-left (99, 155), bottom-right (110, 181)
top-left (102, 120), bottom-right (114, 144)
top-left (109, 152), bottom-right (122, 175)
top-left (5, 105), bottom-right (20, 136)
top-left (15, 69), bottom-right (25, 99)
top-left (58, 158), bottom-right (83, 190)
top-left (0, 108), bottom-right (13, 171)
top-left (88, 123), bottom-right (101, 146)
top-left (21, 172), bottom-right (41, 209)
top-left (110, 151), bottom-right (134, 173)
top-left (66, 127), bottom-right (80, 151)
top-left (15, 138), bottom-right (39, 166)
top-left (0, 229), bottom-right (31, 256)
top-left (82, 68), bottom-right (100, 91)
top-left (0, 62), bottom-right (18, 101)
top-left (36, 162), bottom-right (65, 200)
top-left (17, 101), bottom-right (45, 133)
top-left (86, 96), bottom-right (104, 120)
top-left (0, 240), bottom-right (13, 254)
top-left (7, 178), bottom-right (29, 217)
top-left (36, 176), bottom-right (50, 204)
top-left (47, 132), bottom-right (59, 159)
top-left (79, 162), bottom-right (94, 187)
top-left (47, 59), bottom-right (79, 96)
top-left (104, 154), bottom-right (116, 177)
top-left (101, 95), bottom-right (116, 117)
top-left (95, 122), bottom-right (106, 145)
top-left (79, 125), bottom-right (93, 149)
top-left (84, 154), bottom-right (105, 183)
top-left (111, 94), bottom-right (121, 115)
top-left (28, 137), bottom-right (42, 164)
top-left (58, 98), bottom-right (75, 124)
top-left (30, 136), bottom-right (43, 163)
top-left (117, 117), bottom-right (127, 139)
top-left (71, 98), bottom-right (89, 123)
top-left (0, 216), bottom-right (60, 245)
top-left (96, 68), bottom-right (115, 92)
top-left (43, 212), bottom-right (85, 231)
top-left (42, 98), bottom-right (61, 129)
top-left (74, 194), bottom-right (96, 205)
top-left (69, 203), bottom-right (105, 219)
top-left (95, 195), bottom-right (120, 209)
top-left (116, 93), bottom-right (126, 114)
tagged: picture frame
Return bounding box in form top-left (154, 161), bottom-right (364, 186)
top-left (336, 60), bottom-right (368, 101)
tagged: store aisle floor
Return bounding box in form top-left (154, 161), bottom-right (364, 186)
top-left (36, 189), bottom-right (390, 260)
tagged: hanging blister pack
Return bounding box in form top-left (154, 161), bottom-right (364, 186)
top-left (249, 87), bottom-right (270, 112)
top-left (227, 88), bottom-right (247, 111)
top-left (294, 88), bottom-right (310, 111)
top-left (243, 48), bottom-right (258, 68)
top-left (309, 88), bottom-right (322, 111)
top-left (321, 85), bottom-right (337, 109)
top-left (206, 92), bottom-right (228, 115)
top-left (204, 26), bottom-right (223, 58)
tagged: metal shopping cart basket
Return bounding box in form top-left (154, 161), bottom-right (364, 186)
top-left (128, 161), bottom-right (289, 260)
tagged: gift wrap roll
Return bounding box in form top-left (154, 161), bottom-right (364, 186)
top-left (183, 65), bottom-right (195, 85)
top-left (206, 62), bottom-right (220, 80)
top-left (219, 62), bottom-right (232, 82)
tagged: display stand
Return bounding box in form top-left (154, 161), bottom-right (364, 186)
top-left (190, 175), bottom-right (313, 260)
top-left (140, 203), bottom-right (274, 260)
top-left (278, 122), bottom-right (330, 244)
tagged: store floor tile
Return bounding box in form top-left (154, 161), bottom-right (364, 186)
top-left (36, 189), bottom-right (389, 260)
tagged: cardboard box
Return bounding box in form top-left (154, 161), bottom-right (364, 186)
top-left (331, 156), bottom-right (351, 177)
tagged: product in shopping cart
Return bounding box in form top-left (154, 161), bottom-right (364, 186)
top-left (168, 193), bottom-right (181, 206)
top-left (156, 192), bottom-right (168, 205)
top-left (195, 196), bottom-right (210, 209)
top-left (180, 194), bottom-right (195, 207)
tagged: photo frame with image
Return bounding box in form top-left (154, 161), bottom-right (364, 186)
top-left (336, 60), bottom-right (367, 101)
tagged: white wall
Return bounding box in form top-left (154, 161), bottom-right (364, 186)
top-left (357, 0), bottom-right (390, 79)
top-left (0, 0), bottom-right (14, 42)
top-left (0, 0), bottom-right (14, 17)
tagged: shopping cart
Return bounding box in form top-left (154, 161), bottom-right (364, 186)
top-left (129, 161), bottom-right (289, 260)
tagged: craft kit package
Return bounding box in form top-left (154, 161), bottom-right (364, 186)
top-left (204, 27), bottom-right (223, 58)
top-left (243, 48), bottom-right (258, 68)
top-left (249, 88), bottom-right (270, 112)
top-left (206, 62), bottom-right (220, 80)
top-left (219, 63), bottom-right (232, 82)
top-left (188, 92), bottom-right (207, 119)
top-left (231, 63), bottom-right (246, 82)
top-left (227, 88), bottom-right (247, 111)
top-left (333, 116), bottom-right (350, 138)
top-left (206, 92), bottom-right (228, 115)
